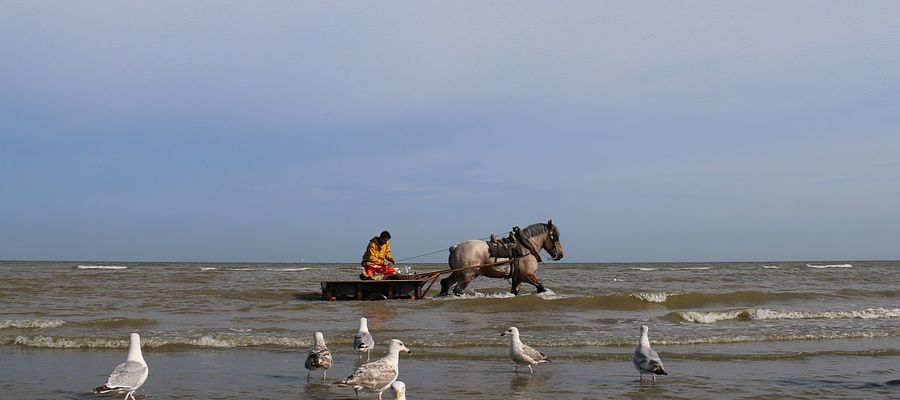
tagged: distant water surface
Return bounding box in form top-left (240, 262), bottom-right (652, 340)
top-left (1, 260), bottom-right (898, 399)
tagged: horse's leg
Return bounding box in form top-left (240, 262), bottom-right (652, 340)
top-left (454, 272), bottom-right (477, 295)
top-left (439, 274), bottom-right (458, 296)
top-left (523, 273), bottom-right (547, 293)
top-left (511, 278), bottom-right (523, 296)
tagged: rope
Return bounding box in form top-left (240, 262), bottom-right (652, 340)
top-left (395, 230), bottom-right (512, 262)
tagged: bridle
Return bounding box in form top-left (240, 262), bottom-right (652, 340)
top-left (543, 223), bottom-right (562, 261)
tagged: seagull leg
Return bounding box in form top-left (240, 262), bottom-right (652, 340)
top-left (322, 370), bottom-right (327, 380)
top-left (528, 365), bottom-right (534, 374)
top-left (307, 370), bottom-right (311, 380)
top-left (514, 365), bottom-right (519, 374)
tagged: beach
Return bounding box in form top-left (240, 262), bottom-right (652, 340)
top-left (2, 261), bottom-right (899, 399)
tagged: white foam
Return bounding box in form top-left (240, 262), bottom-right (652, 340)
top-left (430, 291), bottom-right (517, 301)
top-left (204, 267), bottom-right (312, 272)
top-left (762, 265), bottom-right (780, 269)
top-left (76, 265), bottom-right (127, 270)
top-left (679, 310), bottom-right (745, 324)
top-left (11, 335), bottom-right (124, 348)
top-left (806, 264), bottom-right (853, 269)
top-left (630, 268), bottom-right (657, 271)
top-left (631, 292), bottom-right (669, 303)
top-left (263, 267), bottom-right (313, 272)
top-left (679, 307), bottom-right (900, 324)
top-left (0, 319), bottom-right (66, 330)
top-left (535, 289), bottom-right (563, 300)
top-left (7, 334), bottom-right (310, 349)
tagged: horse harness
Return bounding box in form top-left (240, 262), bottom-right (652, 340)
top-left (485, 226), bottom-right (543, 281)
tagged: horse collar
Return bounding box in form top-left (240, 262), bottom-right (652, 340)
top-left (514, 226), bottom-right (543, 263)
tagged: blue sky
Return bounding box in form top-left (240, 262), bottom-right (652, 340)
top-left (2, 2), bottom-right (899, 263)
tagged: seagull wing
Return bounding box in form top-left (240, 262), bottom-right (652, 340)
top-left (353, 331), bottom-right (374, 351)
top-left (106, 361), bottom-right (148, 389)
top-left (305, 347), bottom-right (333, 370)
top-left (337, 358), bottom-right (397, 390)
top-left (634, 345), bottom-right (666, 374)
top-left (522, 344), bottom-right (549, 363)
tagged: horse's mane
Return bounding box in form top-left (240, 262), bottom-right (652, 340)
top-left (521, 223), bottom-right (549, 238)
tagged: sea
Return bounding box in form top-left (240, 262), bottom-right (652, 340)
top-left (1, 260), bottom-right (898, 399)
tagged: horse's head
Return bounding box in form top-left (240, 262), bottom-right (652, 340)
top-left (541, 219), bottom-right (564, 261)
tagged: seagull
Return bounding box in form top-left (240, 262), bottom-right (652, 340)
top-left (391, 380), bottom-right (407, 400)
top-left (335, 339), bottom-right (411, 400)
top-left (633, 324), bottom-right (668, 382)
top-left (353, 317), bottom-right (375, 361)
top-left (93, 333), bottom-right (149, 400)
top-left (305, 331), bottom-right (333, 380)
top-left (501, 326), bottom-right (550, 374)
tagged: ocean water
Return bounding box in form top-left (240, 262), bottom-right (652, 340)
top-left (1, 260), bottom-right (899, 399)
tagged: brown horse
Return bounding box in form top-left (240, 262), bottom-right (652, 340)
top-left (439, 220), bottom-right (564, 296)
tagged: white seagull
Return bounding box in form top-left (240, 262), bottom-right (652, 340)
top-left (633, 324), bottom-right (668, 382)
top-left (93, 333), bottom-right (149, 400)
top-left (501, 326), bottom-right (550, 374)
top-left (305, 331), bottom-right (333, 380)
top-left (335, 339), bottom-right (411, 400)
top-left (391, 380), bottom-right (407, 400)
top-left (353, 317), bottom-right (375, 361)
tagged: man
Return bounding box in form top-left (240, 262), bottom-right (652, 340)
top-left (360, 230), bottom-right (396, 280)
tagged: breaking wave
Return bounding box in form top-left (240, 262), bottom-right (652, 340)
top-left (6, 329), bottom-right (900, 350)
top-left (265, 268), bottom-right (314, 272)
top-left (676, 307), bottom-right (900, 324)
top-left (4, 334), bottom-right (311, 349)
top-left (0, 319), bottom-right (66, 330)
top-left (200, 267), bottom-right (312, 272)
top-left (421, 291), bottom-right (833, 312)
top-left (76, 265), bottom-right (127, 270)
top-left (806, 264), bottom-right (853, 269)
top-left (629, 292), bottom-right (670, 303)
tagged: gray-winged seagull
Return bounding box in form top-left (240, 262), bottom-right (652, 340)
top-left (93, 333), bottom-right (148, 400)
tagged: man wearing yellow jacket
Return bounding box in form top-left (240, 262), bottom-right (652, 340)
top-left (361, 230), bottom-right (396, 279)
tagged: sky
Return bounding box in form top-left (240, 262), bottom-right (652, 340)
top-left (2, 1), bottom-right (899, 263)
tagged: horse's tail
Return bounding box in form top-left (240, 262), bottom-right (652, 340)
top-left (448, 245), bottom-right (457, 267)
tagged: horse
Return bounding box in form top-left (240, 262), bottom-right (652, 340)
top-left (438, 220), bottom-right (564, 296)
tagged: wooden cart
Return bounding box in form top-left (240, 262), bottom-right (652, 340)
top-left (320, 260), bottom-right (514, 301)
